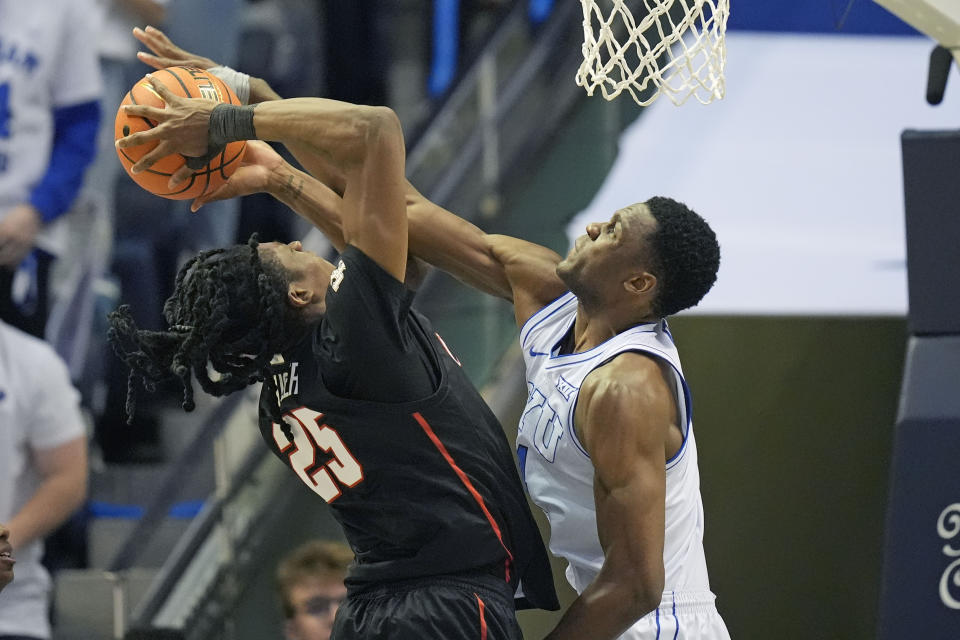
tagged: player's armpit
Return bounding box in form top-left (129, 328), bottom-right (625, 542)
top-left (545, 355), bottom-right (674, 640)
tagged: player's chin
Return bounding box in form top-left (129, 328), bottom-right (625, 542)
top-left (554, 259), bottom-right (574, 287)
top-left (556, 253), bottom-right (576, 274)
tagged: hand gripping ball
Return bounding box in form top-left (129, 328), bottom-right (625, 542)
top-left (115, 66), bottom-right (246, 200)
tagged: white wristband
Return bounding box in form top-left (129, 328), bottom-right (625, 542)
top-left (209, 65), bottom-right (251, 105)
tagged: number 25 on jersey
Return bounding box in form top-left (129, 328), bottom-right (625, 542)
top-left (272, 407), bottom-right (364, 503)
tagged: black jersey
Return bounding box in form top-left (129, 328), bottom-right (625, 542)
top-left (258, 246), bottom-right (558, 611)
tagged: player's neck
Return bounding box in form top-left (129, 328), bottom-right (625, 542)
top-left (570, 303), bottom-right (657, 353)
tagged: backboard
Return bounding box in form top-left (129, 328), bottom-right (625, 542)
top-left (874, 0), bottom-right (960, 64)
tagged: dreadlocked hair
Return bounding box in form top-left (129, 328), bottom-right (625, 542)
top-left (644, 196), bottom-right (721, 318)
top-left (108, 235), bottom-right (300, 426)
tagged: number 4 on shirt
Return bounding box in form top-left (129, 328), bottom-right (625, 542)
top-left (272, 407), bottom-right (364, 503)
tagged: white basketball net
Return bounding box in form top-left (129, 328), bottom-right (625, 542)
top-left (576, 0), bottom-right (729, 107)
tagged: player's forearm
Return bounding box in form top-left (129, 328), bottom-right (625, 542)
top-left (7, 465), bottom-right (87, 551)
top-left (264, 136), bottom-right (485, 282)
top-left (252, 99), bottom-right (396, 171)
top-left (283, 142), bottom-right (347, 197)
top-left (405, 188), bottom-right (514, 299)
top-left (544, 574), bottom-right (660, 640)
top-left (265, 162), bottom-right (347, 252)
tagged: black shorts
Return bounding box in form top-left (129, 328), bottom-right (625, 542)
top-left (333, 571), bottom-right (522, 640)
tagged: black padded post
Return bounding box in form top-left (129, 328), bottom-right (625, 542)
top-left (900, 130), bottom-right (960, 335)
top-left (878, 130), bottom-right (960, 639)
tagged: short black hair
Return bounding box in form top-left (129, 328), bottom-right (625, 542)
top-left (108, 236), bottom-right (299, 421)
top-left (643, 196), bottom-right (720, 317)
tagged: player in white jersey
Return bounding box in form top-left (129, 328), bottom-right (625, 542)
top-left (117, 29), bottom-right (729, 639)
top-left (402, 197), bottom-right (730, 640)
top-left (517, 291), bottom-right (722, 639)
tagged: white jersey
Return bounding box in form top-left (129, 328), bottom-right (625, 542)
top-left (517, 292), bottom-right (729, 639)
top-left (0, 0), bottom-right (102, 254)
top-left (0, 320), bottom-right (86, 638)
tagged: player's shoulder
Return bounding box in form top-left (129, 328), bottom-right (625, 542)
top-left (576, 351), bottom-right (676, 452)
top-left (582, 351), bottom-right (672, 403)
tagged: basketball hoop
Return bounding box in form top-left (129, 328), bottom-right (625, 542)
top-left (576, 0), bottom-right (730, 107)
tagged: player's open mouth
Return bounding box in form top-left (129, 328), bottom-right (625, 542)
top-left (0, 549), bottom-right (13, 563)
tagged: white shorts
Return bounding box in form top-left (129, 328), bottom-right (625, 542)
top-left (619, 590), bottom-right (730, 640)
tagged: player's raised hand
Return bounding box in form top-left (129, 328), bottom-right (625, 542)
top-left (116, 75), bottom-right (218, 173)
top-left (134, 25), bottom-right (216, 71)
top-left (184, 140), bottom-right (285, 212)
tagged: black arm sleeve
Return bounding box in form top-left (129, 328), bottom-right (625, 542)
top-left (316, 246), bottom-right (439, 403)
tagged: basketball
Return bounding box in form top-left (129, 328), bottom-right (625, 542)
top-left (114, 66), bottom-right (246, 200)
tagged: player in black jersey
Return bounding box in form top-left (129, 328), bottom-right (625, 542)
top-left (110, 79), bottom-right (558, 638)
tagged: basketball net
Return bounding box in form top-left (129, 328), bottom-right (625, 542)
top-left (576, 0), bottom-right (729, 107)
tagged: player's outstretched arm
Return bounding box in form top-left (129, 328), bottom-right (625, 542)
top-left (544, 353), bottom-right (674, 640)
top-left (405, 182), bottom-right (567, 326)
top-left (204, 145), bottom-right (565, 322)
top-left (128, 26), bottom-right (564, 316)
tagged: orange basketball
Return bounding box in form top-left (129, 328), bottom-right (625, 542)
top-left (115, 66), bottom-right (246, 200)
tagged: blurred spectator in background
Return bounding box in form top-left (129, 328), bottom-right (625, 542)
top-left (0, 1), bottom-right (101, 340)
top-left (0, 318), bottom-right (88, 640)
top-left (276, 541), bottom-right (352, 640)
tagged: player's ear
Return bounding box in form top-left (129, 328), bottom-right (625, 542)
top-left (624, 271), bottom-right (656, 296)
top-left (287, 283), bottom-right (313, 308)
